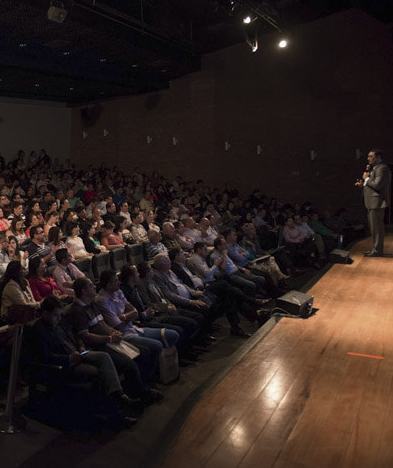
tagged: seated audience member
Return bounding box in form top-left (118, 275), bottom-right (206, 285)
top-left (1, 261), bottom-right (40, 318)
top-left (61, 209), bottom-right (78, 232)
top-left (28, 256), bottom-right (66, 301)
top-left (66, 222), bottom-right (93, 260)
top-left (91, 207), bottom-right (104, 227)
top-left (118, 265), bottom-right (189, 338)
top-left (139, 192), bottom-right (154, 212)
top-left (282, 217), bottom-right (317, 266)
top-left (52, 248), bottom-right (85, 297)
top-left (131, 263), bottom-right (201, 342)
top-left (152, 253), bottom-right (209, 318)
top-left (32, 296), bottom-right (136, 421)
top-left (102, 202), bottom-right (117, 224)
top-left (27, 225), bottom-right (56, 267)
top-left (197, 217), bottom-right (218, 247)
top-left (119, 201), bottom-right (131, 226)
top-left (7, 235), bottom-right (28, 268)
top-left (43, 211), bottom-right (59, 237)
top-left (308, 212), bottom-right (338, 251)
top-left (130, 212), bottom-right (148, 244)
top-left (69, 277), bottom-right (163, 403)
top-left (7, 217), bottom-right (27, 245)
top-left (174, 221), bottom-right (194, 251)
top-left (204, 204), bottom-right (222, 226)
top-left (182, 217), bottom-right (202, 244)
top-left (210, 237), bottom-right (267, 297)
top-left (161, 222), bottom-right (182, 251)
top-left (142, 210), bottom-right (160, 233)
top-left (114, 216), bottom-right (133, 244)
top-left (82, 222), bottom-right (107, 254)
top-left (73, 205), bottom-right (89, 233)
top-left (282, 217), bottom-right (307, 245)
top-left (47, 226), bottom-right (68, 254)
top-left (97, 270), bottom-right (179, 359)
top-left (145, 230), bottom-right (168, 260)
top-left (151, 254), bottom-right (224, 341)
top-left (0, 208), bottom-right (10, 232)
top-left (25, 213), bottom-right (42, 238)
top-left (100, 221), bottom-right (125, 250)
top-left (224, 223), bottom-right (288, 287)
top-left (242, 221), bottom-right (293, 272)
top-left (7, 202), bottom-right (25, 222)
top-left (294, 214), bottom-right (326, 260)
top-left (0, 233), bottom-right (10, 276)
top-left (169, 248), bottom-right (204, 290)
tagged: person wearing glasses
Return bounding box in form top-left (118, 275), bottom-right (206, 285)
top-left (26, 225), bottom-right (56, 267)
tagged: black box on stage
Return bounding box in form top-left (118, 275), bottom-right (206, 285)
top-left (329, 248), bottom-right (352, 264)
top-left (276, 290), bottom-right (314, 318)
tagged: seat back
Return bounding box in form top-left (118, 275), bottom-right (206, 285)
top-left (92, 252), bottom-right (111, 280)
top-left (126, 244), bottom-right (145, 266)
top-left (73, 258), bottom-right (94, 282)
top-left (110, 248), bottom-right (127, 272)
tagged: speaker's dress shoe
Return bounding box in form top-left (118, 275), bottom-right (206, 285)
top-left (365, 251), bottom-right (383, 257)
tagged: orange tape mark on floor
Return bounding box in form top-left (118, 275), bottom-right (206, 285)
top-left (347, 352), bottom-right (384, 360)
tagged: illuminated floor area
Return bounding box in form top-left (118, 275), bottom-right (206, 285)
top-left (161, 236), bottom-right (393, 468)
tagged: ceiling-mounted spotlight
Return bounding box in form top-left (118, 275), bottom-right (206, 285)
top-left (47, 1), bottom-right (68, 23)
top-left (278, 39), bottom-right (288, 48)
top-left (243, 15), bottom-right (252, 24)
top-left (250, 39), bottom-right (258, 53)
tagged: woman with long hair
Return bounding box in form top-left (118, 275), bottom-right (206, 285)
top-left (44, 211), bottom-right (59, 237)
top-left (7, 216), bottom-right (27, 245)
top-left (1, 260), bottom-right (40, 318)
top-left (65, 221), bottom-right (92, 259)
top-left (7, 235), bottom-right (28, 268)
top-left (82, 221), bottom-right (106, 254)
top-left (27, 256), bottom-right (65, 301)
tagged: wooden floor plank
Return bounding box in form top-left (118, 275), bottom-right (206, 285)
top-left (161, 236), bottom-right (393, 468)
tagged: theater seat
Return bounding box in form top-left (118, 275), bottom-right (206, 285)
top-left (126, 244), bottom-right (144, 266)
top-left (92, 252), bottom-right (111, 281)
top-left (74, 257), bottom-right (94, 282)
top-left (110, 248), bottom-right (127, 272)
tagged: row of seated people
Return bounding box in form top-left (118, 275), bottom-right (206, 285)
top-left (0, 238), bottom-right (277, 425)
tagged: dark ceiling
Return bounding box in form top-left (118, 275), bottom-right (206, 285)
top-left (0, 0), bottom-right (392, 104)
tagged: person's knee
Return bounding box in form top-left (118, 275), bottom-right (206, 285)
top-left (164, 329), bottom-right (179, 347)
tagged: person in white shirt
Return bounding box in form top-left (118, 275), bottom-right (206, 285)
top-left (119, 201), bottom-right (131, 227)
top-left (182, 217), bottom-right (202, 244)
top-left (65, 222), bottom-right (93, 260)
top-left (130, 212), bottom-right (148, 244)
top-left (197, 217), bottom-right (218, 247)
top-left (294, 214), bottom-right (326, 259)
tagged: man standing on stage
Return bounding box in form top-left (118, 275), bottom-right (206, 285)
top-left (356, 149), bottom-right (391, 257)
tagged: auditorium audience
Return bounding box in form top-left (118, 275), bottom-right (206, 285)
top-left (0, 148), bottom-right (363, 429)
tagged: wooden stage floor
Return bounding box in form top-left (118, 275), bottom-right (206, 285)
top-left (161, 236), bottom-right (393, 468)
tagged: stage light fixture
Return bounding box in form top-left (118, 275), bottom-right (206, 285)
top-left (243, 15), bottom-right (252, 24)
top-left (278, 39), bottom-right (288, 48)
